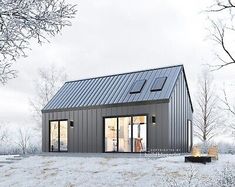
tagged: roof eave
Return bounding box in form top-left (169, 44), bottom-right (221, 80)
top-left (41, 99), bottom-right (170, 113)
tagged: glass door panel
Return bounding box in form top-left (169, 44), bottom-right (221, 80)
top-left (105, 118), bottom-right (117, 152)
top-left (118, 117), bottom-right (131, 152)
top-left (133, 116), bottom-right (147, 152)
top-left (50, 120), bottom-right (68, 152)
top-left (50, 121), bottom-right (59, 152)
top-left (60, 121), bottom-right (68, 151)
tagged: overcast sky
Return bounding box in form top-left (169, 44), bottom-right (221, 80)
top-left (0, 0), bottom-right (234, 140)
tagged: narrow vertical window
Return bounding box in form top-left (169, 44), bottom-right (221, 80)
top-left (105, 118), bottom-right (117, 152)
top-left (118, 117), bottom-right (131, 152)
top-left (50, 121), bottom-right (59, 152)
top-left (133, 116), bottom-right (147, 152)
top-left (187, 120), bottom-right (192, 152)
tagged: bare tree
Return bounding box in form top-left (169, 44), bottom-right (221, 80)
top-left (0, 62), bottom-right (17, 84)
top-left (16, 128), bottom-right (31, 155)
top-left (194, 69), bottom-right (222, 142)
top-left (220, 88), bottom-right (235, 137)
top-left (30, 64), bottom-right (67, 129)
top-left (208, 0), bottom-right (235, 12)
top-left (0, 123), bottom-right (11, 154)
top-left (207, 0), bottom-right (235, 70)
top-left (0, 123), bottom-right (9, 144)
top-left (0, 0), bottom-right (76, 84)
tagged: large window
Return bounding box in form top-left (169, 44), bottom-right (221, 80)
top-left (50, 120), bottom-right (68, 152)
top-left (104, 115), bottom-right (147, 153)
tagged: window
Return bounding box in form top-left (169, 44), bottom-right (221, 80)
top-left (151, 77), bottom-right (167, 92)
top-left (187, 120), bottom-right (192, 152)
top-left (49, 120), bottom-right (68, 152)
top-left (118, 117), bottom-right (131, 152)
top-left (105, 118), bottom-right (117, 152)
top-left (133, 116), bottom-right (147, 152)
top-left (104, 115), bottom-right (147, 152)
top-left (50, 121), bottom-right (59, 152)
top-left (130, 80), bottom-right (146, 94)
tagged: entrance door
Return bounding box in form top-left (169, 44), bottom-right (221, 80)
top-left (50, 120), bottom-right (68, 152)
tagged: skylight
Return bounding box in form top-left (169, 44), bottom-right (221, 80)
top-left (130, 79), bottom-right (146, 94)
top-left (151, 77), bottom-right (167, 92)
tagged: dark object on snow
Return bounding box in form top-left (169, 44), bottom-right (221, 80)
top-left (185, 156), bottom-right (211, 164)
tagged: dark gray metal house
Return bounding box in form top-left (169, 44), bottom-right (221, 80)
top-left (42, 64), bottom-right (193, 153)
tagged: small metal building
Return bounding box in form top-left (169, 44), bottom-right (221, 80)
top-left (42, 64), bottom-right (193, 153)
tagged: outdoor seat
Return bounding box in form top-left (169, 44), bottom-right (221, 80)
top-left (191, 146), bottom-right (201, 157)
top-left (208, 146), bottom-right (218, 160)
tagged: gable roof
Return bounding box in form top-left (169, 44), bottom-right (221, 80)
top-left (42, 64), bottom-right (192, 111)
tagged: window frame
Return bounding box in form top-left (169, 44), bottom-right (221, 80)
top-left (129, 80), bottom-right (146, 94)
top-left (49, 119), bottom-right (69, 152)
top-left (187, 119), bottom-right (192, 152)
top-left (103, 114), bottom-right (148, 153)
top-left (150, 77), bottom-right (167, 92)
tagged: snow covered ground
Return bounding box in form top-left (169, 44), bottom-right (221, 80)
top-left (0, 154), bottom-right (235, 187)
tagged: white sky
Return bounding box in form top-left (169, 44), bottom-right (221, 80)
top-left (0, 0), bottom-right (234, 141)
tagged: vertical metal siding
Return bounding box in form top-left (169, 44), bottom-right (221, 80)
top-left (78, 110), bottom-right (83, 152)
top-left (74, 110), bottom-right (79, 152)
top-left (42, 102), bottom-right (172, 153)
top-left (168, 71), bottom-right (193, 152)
top-left (82, 110), bottom-right (88, 152)
top-left (87, 110), bottom-right (92, 152)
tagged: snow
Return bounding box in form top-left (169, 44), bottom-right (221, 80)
top-left (0, 154), bottom-right (235, 187)
top-left (0, 155), bottom-right (19, 161)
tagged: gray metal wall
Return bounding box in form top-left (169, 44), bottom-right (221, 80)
top-left (42, 102), bottom-right (170, 153)
top-left (169, 71), bottom-right (193, 153)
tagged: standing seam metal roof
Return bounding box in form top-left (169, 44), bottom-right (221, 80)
top-left (43, 65), bottom-right (188, 111)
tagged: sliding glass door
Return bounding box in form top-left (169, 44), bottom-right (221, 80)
top-left (133, 116), bottom-right (147, 152)
top-left (105, 118), bottom-right (117, 152)
top-left (50, 121), bottom-right (59, 152)
top-left (50, 120), bottom-right (68, 152)
top-left (104, 115), bottom-right (147, 153)
top-left (60, 121), bottom-right (68, 151)
top-left (118, 117), bottom-right (131, 152)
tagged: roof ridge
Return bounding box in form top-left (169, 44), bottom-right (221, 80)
top-left (65, 64), bottom-right (183, 83)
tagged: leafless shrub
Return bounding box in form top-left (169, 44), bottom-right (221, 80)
top-left (163, 165), bottom-right (200, 187)
top-left (15, 128), bottom-right (32, 154)
top-left (216, 162), bottom-right (235, 187)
